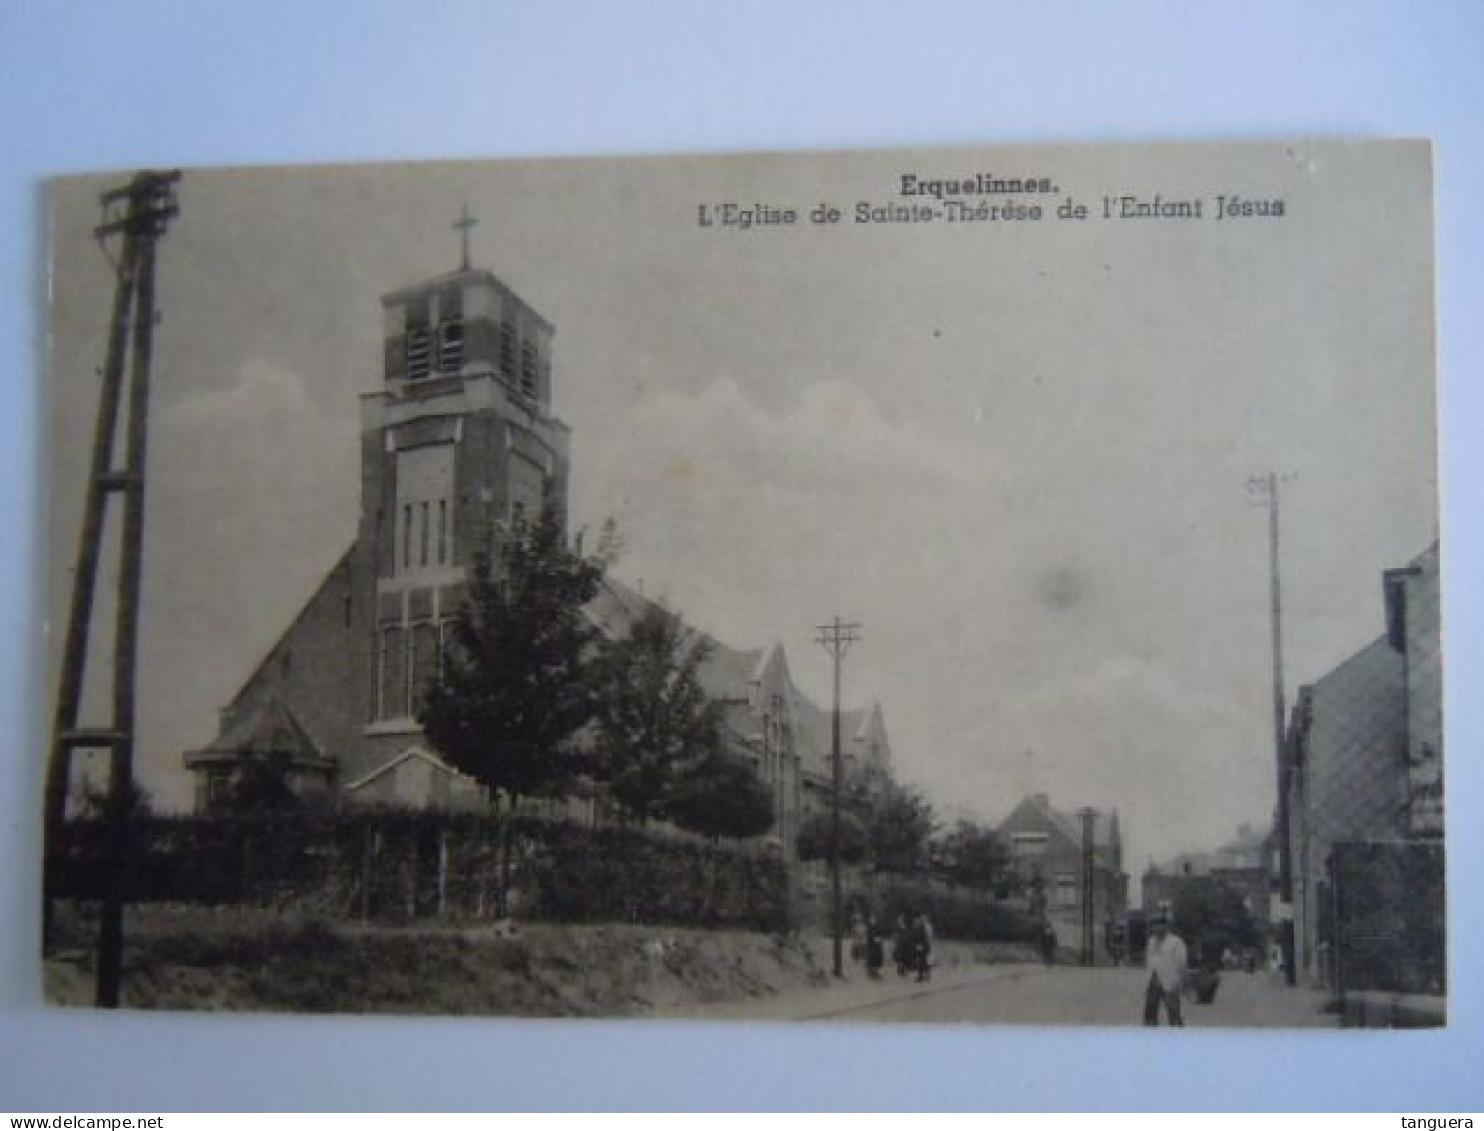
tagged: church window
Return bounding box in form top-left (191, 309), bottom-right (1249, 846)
top-left (436, 617), bottom-right (458, 681)
top-left (438, 319), bottom-right (464, 373)
top-left (406, 328), bottom-right (432, 381)
top-left (394, 445), bottom-right (454, 579)
top-left (520, 341), bottom-right (538, 399)
top-left (409, 623), bottom-right (438, 710)
top-left (499, 322), bottom-right (516, 379)
top-left (379, 625), bottom-right (408, 719)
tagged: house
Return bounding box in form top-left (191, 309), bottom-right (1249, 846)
top-left (997, 792), bottom-right (1127, 957)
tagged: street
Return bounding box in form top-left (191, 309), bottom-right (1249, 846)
top-left (663, 963), bottom-right (1338, 1028)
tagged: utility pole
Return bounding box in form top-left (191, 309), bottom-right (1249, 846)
top-left (1248, 471), bottom-right (1296, 986)
top-left (43, 170), bottom-right (180, 1007)
top-left (816, 615), bottom-right (860, 979)
top-left (1077, 807), bottom-right (1097, 967)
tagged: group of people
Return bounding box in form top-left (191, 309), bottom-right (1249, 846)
top-left (854, 906), bottom-right (1195, 1026)
top-left (857, 912), bottom-right (934, 983)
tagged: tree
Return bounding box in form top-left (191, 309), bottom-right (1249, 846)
top-left (221, 748), bottom-right (302, 815)
top-left (796, 808), bottom-right (868, 864)
top-left (591, 604), bottom-right (723, 823)
top-left (856, 774), bottom-right (936, 875)
top-left (1172, 877), bottom-right (1260, 967)
top-left (667, 751), bottom-right (775, 842)
top-left (933, 819), bottom-right (1010, 890)
top-left (796, 769), bottom-right (935, 873)
top-left (421, 507), bottom-right (610, 806)
top-left (419, 506), bottom-right (612, 912)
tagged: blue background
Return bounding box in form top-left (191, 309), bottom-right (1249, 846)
top-left (1, 0), bottom-right (1481, 1112)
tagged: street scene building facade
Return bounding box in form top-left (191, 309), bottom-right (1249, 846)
top-left (1279, 542), bottom-right (1444, 1017)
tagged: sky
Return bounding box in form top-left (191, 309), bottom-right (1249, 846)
top-left (44, 141), bottom-right (1437, 875)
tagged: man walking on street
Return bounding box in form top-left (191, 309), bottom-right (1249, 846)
top-left (1144, 914), bottom-right (1187, 1027)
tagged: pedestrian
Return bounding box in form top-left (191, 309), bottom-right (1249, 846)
top-left (865, 916), bottom-right (884, 980)
top-left (1040, 921), bottom-right (1058, 966)
top-left (914, 912), bottom-right (934, 982)
top-left (893, 914), bottom-right (912, 977)
top-left (1143, 913), bottom-right (1187, 1027)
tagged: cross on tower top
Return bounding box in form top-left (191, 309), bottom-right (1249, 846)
top-left (453, 205), bottom-right (477, 271)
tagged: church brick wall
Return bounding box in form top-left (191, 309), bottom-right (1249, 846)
top-left (217, 548), bottom-right (368, 790)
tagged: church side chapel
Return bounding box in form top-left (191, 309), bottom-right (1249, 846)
top-left (183, 215), bottom-right (892, 854)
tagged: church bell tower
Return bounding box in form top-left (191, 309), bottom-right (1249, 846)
top-left (356, 212), bottom-right (571, 752)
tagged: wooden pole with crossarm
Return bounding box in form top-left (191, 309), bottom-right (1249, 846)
top-left (42, 170), bottom-right (180, 1007)
top-left (815, 615), bottom-right (861, 979)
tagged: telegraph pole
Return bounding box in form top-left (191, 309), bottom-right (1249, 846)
top-left (816, 615), bottom-right (860, 979)
top-left (1077, 807), bottom-right (1097, 967)
top-left (1248, 471), bottom-right (1296, 986)
top-left (43, 171), bottom-right (180, 1006)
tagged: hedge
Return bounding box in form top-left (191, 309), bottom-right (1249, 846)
top-left (48, 810), bottom-right (792, 933)
top-left (855, 875), bottom-right (1039, 944)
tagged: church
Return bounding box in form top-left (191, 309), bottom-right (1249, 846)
top-left (183, 224), bottom-right (892, 853)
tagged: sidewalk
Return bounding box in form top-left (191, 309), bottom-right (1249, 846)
top-left (652, 959), bottom-right (1050, 1022)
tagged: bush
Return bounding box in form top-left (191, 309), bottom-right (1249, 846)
top-left (871, 877), bottom-right (1038, 944)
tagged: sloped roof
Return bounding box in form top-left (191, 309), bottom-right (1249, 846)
top-left (1001, 793), bottom-right (1120, 849)
top-left (792, 695), bottom-right (872, 780)
top-left (586, 575), bottom-right (764, 705)
top-left (586, 574), bottom-right (887, 782)
top-left (199, 691), bottom-right (329, 765)
top-left (1145, 851), bottom-right (1218, 878)
top-left (343, 745), bottom-right (483, 793)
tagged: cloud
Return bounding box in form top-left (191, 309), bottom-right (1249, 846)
top-left (607, 375), bottom-right (994, 501)
top-left (133, 358), bottom-right (359, 808)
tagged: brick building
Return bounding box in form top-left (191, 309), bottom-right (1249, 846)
top-left (997, 792), bottom-right (1127, 957)
top-left (183, 248), bottom-right (892, 851)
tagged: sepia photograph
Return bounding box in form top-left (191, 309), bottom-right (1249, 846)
top-left (40, 140), bottom-right (1442, 1028)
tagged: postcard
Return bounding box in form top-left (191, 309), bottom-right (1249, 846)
top-left (41, 141), bottom-right (1442, 1026)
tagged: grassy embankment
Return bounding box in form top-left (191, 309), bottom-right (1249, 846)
top-left (46, 903), bottom-right (1037, 1016)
